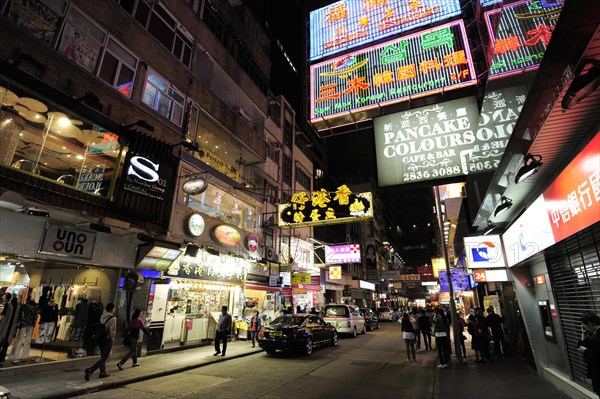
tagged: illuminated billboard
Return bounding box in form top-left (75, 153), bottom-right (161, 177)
top-left (278, 185), bottom-right (373, 228)
top-left (310, 20), bottom-right (475, 122)
top-left (486, 0), bottom-right (564, 78)
top-left (309, 0), bottom-right (462, 61)
top-left (438, 268), bottom-right (470, 292)
top-left (463, 235), bottom-right (507, 269)
top-left (325, 244), bottom-right (362, 264)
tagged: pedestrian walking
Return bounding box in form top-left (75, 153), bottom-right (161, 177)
top-left (433, 308), bottom-right (451, 368)
top-left (401, 312), bottom-right (416, 362)
top-left (486, 307), bottom-right (507, 357)
top-left (418, 310), bottom-right (432, 350)
top-left (579, 312), bottom-right (600, 396)
top-left (214, 305), bottom-right (232, 356)
top-left (457, 312), bottom-right (467, 358)
top-left (84, 303), bottom-right (116, 380)
top-left (249, 310), bottom-right (261, 348)
top-left (117, 308), bottom-right (149, 370)
top-left (411, 308), bottom-right (421, 350)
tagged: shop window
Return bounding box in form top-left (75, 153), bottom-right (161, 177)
top-left (98, 38), bottom-right (138, 98)
top-left (142, 69), bottom-right (185, 126)
top-left (186, 183), bottom-right (260, 232)
top-left (0, 81), bottom-right (123, 199)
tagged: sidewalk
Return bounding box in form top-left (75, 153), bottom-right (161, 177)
top-left (1, 341), bottom-right (262, 399)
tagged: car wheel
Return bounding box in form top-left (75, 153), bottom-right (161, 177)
top-left (305, 337), bottom-right (313, 355)
top-left (265, 349), bottom-right (276, 354)
top-left (351, 327), bottom-right (357, 338)
top-left (366, 323), bottom-right (372, 332)
top-left (331, 332), bottom-right (338, 346)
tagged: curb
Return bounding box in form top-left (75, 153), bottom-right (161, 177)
top-left (40, 349), bottom-right (264, 399)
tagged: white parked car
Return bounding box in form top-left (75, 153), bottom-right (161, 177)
top-left (322, 304), bottom-right (366, 338)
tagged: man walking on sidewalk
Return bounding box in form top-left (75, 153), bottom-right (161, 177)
top-left (84, 303), bottom-right (116, 380)
top-left (214, 306), bottom-right (232, 356)
top-left (486, 307), bottom-right (507, 357)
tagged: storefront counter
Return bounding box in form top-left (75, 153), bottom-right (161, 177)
top-left (163, 314), bottom-right (186, 344)
top-left (184, 317), bottom-right (210, 342)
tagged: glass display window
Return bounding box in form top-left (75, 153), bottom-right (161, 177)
top-left (0, 82), bottom-right (124, 198)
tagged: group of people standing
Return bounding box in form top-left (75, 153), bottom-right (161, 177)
top-left (400, 306), bottom-right (509, 368)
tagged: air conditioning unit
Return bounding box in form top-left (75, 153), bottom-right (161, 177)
top-left (265, 247), bottom-right (276, 261)
top-left (234, 107), bottom-right (252, 122)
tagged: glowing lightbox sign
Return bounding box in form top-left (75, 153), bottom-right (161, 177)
top-left (278, 185), bottom-right (373, 228)
top-left (309, 0), bottom-right (462, 61)
top-left (310, 20), bottom-right (475, 121)
top-left (325, 244), bottom-right (362, 264)
top-left (463, 235), bottom-right (507, 269)
top-left (485, 0), bottom-right (564, 78)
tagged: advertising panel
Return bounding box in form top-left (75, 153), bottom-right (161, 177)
top-left (39, 222), bottom-right (96, 259)
top-left (278, 186), bottom-right (373, 228)
top-left (325, 244), bottom-right (361, 264)
top-left (310, 20), bottom-right (475, 121)
top-left (464, 235), bottom-right (507, 270)
top-left (543, 133), bottom-right (600, 243)
top-left (485, 0), bottom-right (564, 78)
top-left (438, 268), bottom-right (470, 292)
top-left (502, 195), bottom-right (555, 267)
top-left (309, 0), bottom-right (462, 61)
top-left (122, 153), bottom-right (171, 201)
top-left (472, 268), bottom-right (509, 283)
top-left (375, 84), bottom-right (527, 186)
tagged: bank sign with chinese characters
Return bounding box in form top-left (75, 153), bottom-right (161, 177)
top-left (310, 20), bottom-right (475, 121)
top-left (374, 88), bottom-right (526, 186)
top-left (278, 185), bottom-right (373, 228)
top-left (486, 0), bottom-right (564, 78)
top-left (503, 133), bottom-right (600, 266)
top-left (309, 0), bottom-right (461, 61)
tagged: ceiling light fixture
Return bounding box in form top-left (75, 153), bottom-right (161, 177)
top-left (515, 154), bottom-right (543, 184)
top-left (494, 196), bottom-right (513, 217)
top-left (483, 221), bottom-right (496, 236)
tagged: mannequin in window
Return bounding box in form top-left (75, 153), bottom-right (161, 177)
top-left (0, 293), bottom-right (19, 364)
top-left (70, 298), bottom-right (89, 341)
top-left (10, 294), bottom-right (39, 362)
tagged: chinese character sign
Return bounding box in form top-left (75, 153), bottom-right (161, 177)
top-left (486, 0), bottom-right (564, 77)
top-left (326, 244), bottom-right (362, 264)
top-left (310, 20), bottom-right (475, 121)
top-left (309, 0), bottom-right (462, 61)
top-left (543, 132), bottom-right (600, 243)
top-left (278, 186), bottom-right (373, 228)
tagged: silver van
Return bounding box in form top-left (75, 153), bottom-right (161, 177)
top-left (322, 304), bottom-right (366, 338)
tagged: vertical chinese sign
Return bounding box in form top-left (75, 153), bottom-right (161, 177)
top-left (310, 20), bottom-right (476, 121)
top-left (485, 0), bottom-right (564, 78)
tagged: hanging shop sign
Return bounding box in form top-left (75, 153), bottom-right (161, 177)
top-left (122, 153), bottom-right (170, 201)
top-left (291, 272), bottom-right (312, 285)
top-left (329, 266), bottom-right (342, 280)
top-left (310, 20), bottom-right (475, 121)
top-left (463, 235), bottom-right (507, 270)
top-left (309, 0), bottom-right (462, 61)
top-left (39, 222), bottom-right (96, 259)
top-left (325, 244), bottom-right (361, 264)
top-left (469, 269), bottom-right (508, 286)
top-left (212, 225), bottom-right (242, 247)
top-left (485, 0), bottom-right (564, 78)
top-left (374, 87), bottom-right (527, 186)
top-left (278, 185), bottom-right (373, 228)
top-left (245, 234), bottom-right (259, 254)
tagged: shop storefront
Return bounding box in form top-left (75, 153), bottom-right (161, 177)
top-left (136, 248), bottom-right (247, 353)
top-left (0, 207), bottom-right (138, 365)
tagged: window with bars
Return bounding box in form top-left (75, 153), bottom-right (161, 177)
top-left (545, 223), bottom-right (600, 388)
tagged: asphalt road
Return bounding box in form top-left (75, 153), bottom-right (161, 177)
top-left (72, 321), bottom-right (437, 399)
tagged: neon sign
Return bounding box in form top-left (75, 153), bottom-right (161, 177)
top-left (310, 20), bottom-right (475, 121)
top-left (485, 0), bottom-right (564, 78)
top-left (278, 185), bottom-right (373, 228)
top-left (309, 0), bottom-right (461, 61)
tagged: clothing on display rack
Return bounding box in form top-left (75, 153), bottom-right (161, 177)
top-left (36, 299), bottom-right (58, 344)
top-left (10, 298), bottom-right (39, 361)
top-left (0, 295), bottom-right (20, 364)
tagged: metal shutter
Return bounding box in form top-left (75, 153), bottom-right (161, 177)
top-left (545, 222), bottom-right (600, 386)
